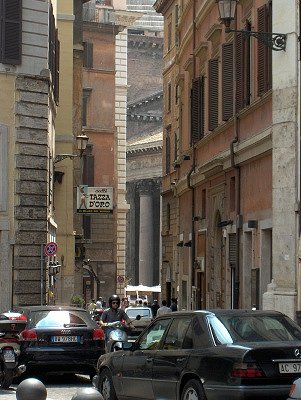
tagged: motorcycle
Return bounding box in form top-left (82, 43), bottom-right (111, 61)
top-left (105, 315), bottom-right (141, 352)
top-left (91, 308), bottom-right (104, 323)
top-left (0, 312), bottom-right (27, 389)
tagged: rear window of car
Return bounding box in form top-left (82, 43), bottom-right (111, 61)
top-left (27, 310), bottom-right (94, 328)
top-left (210, 314), bottom-right (301, 343)
top-left (126, 308), bottom-right (151, 318)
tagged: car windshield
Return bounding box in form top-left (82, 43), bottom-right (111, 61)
top-left (29, 310), bottom-right (91, 328)
top-left (126, 308), bottom-right (151, 318)
top-left (208, 314), bottom-right (301, 344)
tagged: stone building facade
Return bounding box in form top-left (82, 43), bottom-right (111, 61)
top-left (154, 0), bottom-right (300, 319)
top-left (0, 0), bottom-right (59, 310)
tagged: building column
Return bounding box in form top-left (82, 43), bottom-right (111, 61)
top-left (139, 193), bottom-right (153, 286)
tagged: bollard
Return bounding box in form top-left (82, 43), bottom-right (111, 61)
top-left (16, 378), bottom-right (47, 400)
top-left (71, 387), bottom-right (104, 400)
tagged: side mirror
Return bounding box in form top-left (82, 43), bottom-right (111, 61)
top-left (136, 315), bottom-right (141, 321)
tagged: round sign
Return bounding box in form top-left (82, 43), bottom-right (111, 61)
top-left (44, 242), bottom-right (58, 257)
top-left (117, 275), bottom-right (124, 284)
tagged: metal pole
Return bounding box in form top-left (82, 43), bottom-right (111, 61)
top-left (40, 244), bottom-right (44, 305)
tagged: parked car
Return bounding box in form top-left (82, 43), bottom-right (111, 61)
top-left (93, 309), bottom-right (301, 400)
top-left (125, 306), bottom-right (153, 340)
top-left (15, 305), bottom-right (105, 380)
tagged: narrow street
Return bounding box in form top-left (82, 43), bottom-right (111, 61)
top-left (0, 374), bottom-right (93, 400)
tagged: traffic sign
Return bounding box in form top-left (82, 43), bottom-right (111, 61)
top-left (44, 242), bottom-right (58, 257)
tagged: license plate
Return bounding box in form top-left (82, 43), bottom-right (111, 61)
top-left (279, 363), bottom-right (301, 373)
top-left (3, 349), bottom-right (15, 363)
top-left (51, 335), bottom-right (80, 343)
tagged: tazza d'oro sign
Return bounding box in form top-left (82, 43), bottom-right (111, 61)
top-left (77, 186), bottom-right (113, 213)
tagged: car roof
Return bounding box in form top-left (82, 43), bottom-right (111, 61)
top-left (15, 305), bottom-right (85, 312)
top-left (126, 306), bottom-right (150, 310)
top-left (155, 309), bottom-right (286, 317)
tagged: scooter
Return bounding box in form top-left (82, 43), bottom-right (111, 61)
top-left (0, 312), bottom-right (27, 389)
top-left (105, 315), bottom-right (141, 352)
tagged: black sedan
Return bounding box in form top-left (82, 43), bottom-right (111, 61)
top-left (15, 305), bottom-right (105, 379)
top-left (93, 309), bottom-right (301, 400)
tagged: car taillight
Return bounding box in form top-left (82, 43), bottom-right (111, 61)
top-left (231, 362), bottom-right (264, 378)
top-left (20, 329), bottom-right (38, 341)
top-left (93, 328), bottom-right (105, 341)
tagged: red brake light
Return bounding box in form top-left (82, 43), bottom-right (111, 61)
top-left (231, 363), bottom-right (264, 378)
top-left (20, 329), bottom-right (38, 341)
top-left (93, 328), bottom-right (105, 341)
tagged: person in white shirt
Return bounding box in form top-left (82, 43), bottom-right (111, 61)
top-left (156, 300), bottom-right (172, 316)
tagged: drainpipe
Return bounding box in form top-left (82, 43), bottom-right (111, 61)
top-left (187, 0), bottom-right (197, 309)
top-left (230, 10), bottom-right (241, 309)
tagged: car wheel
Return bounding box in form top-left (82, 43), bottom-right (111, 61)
top-left (98, 369), bottom-right (117, 400)
top-left (181, 379), bottom-right (206, 400)
top-left (0, 369), bottom-right (14, 389)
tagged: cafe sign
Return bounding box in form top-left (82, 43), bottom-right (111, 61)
top-left (77, 186), bottom-right (113, 213)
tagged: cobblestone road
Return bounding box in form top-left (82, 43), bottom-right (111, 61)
top-left (0, 374), bottom-right (93, 400)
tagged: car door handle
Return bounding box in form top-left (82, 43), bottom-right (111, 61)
top-left (176, 357), bottom-right (185, 363)
top-left (146, 357), bottom-right (153, 363)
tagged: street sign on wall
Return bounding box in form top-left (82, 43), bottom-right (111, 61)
top-left (77, 186), bottom-right (113, 213)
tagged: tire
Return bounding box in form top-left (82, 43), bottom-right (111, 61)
top-left (98, 369), bottom-right (117, 400)
top-left (181, 379), bottom-right (206, 400)
top-left (0, 369), bottom-right (14, 389)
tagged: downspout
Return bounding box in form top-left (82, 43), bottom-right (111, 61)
top-left (187, 0), bottom-right (197, 309)
top-left (230, 11), bottom-right (241, 309)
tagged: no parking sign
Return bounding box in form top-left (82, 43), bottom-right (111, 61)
top-left (44, 242), bottom-right (58, 257)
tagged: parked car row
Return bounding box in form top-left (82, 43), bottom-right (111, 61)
top-left (2, 305), bottom-right (301, 400)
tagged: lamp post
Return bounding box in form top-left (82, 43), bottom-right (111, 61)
top-left (216, 0), bottom-right (287, 51)
top-left (53, 133), bottom-right (89, 164)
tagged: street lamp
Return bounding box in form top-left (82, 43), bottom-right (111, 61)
top-left (216, 0), bottom-right (287, 51)
top-left (53, 133), bottom-right (89, 164)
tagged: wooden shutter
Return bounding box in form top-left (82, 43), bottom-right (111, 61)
top-left (54, 29), bottom-right (60, 104)
top-left (208, 59), bottom-right (219, 131)
top-left (266, 1), bottom-right (272, 91)
top-left (191, 77), bottom-right (205, 144)
top-left (222, 42), bottom-right (233, 121)
top-left (243, 22), bottom-right (251, 107)
top-left (235, 33), bottom-right (244, 112)
top-left (0, 0), bottom-right (22, 64)
top-left (191, 79), bottom-right (200, 144)
top-left (165, 132), bottom-right (170, 174)
top-left (257, 4), bottom-right (269, 96)
top-left (83, 154), bottom-right (94, 186)
top-left (83, 41), bottom-right (93, 69)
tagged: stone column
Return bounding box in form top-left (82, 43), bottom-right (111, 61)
top-left (268, 0), bottom-right (298, 319)
top-left (139, 193), bottom-right (153, 286)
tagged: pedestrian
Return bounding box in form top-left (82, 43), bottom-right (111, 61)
top-left (87, 299), bottom-right (96, 314)
top-left (121, 297), bottom-right (129, 310)
top-left (157, 300), bottom-right (172, 316)
top-left (170, 297), bottom-right (178, 312)
top-left (96, 297), bottom-right (103, 309)
top-left (151, 299), bottom-right (160, 317)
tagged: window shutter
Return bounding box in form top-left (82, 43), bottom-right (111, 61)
top-left (54, 29), bottom-right (60, 104)
top-left (208, 59), bottom-right (219, 131)
top-left (235, 33), bottom-right (244, 112)
top-left (229, 234), bottom-right (237, 266)
top-left (243, 22), bottom-right (251, 107)
top-left (191, 78), bottom-right (200, 144)
top-left (83, 41), bottom-right (93, 68)
top-left (83, 154), bottom-right (94, 186)
top-left (83, 215), bottom-right (91, 239)
top-left (266, 1), bottom-right (272, 91)
top-left (166, 133), bottom-right (170, 174)
top-left (222, 42), bottom-right (233, 121)
top-left (1, 0), bottom-right (22, 64)
top-left (199, 76), bottom-right (205, 140)
top-left (257, 4), bottom-right (267, 96)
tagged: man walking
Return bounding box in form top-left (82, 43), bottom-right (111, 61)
top-left (157, 300), bottom-right (172, 316)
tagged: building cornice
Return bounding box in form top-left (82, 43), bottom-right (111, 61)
top-left (153, 0), bottom-right (173, 14)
